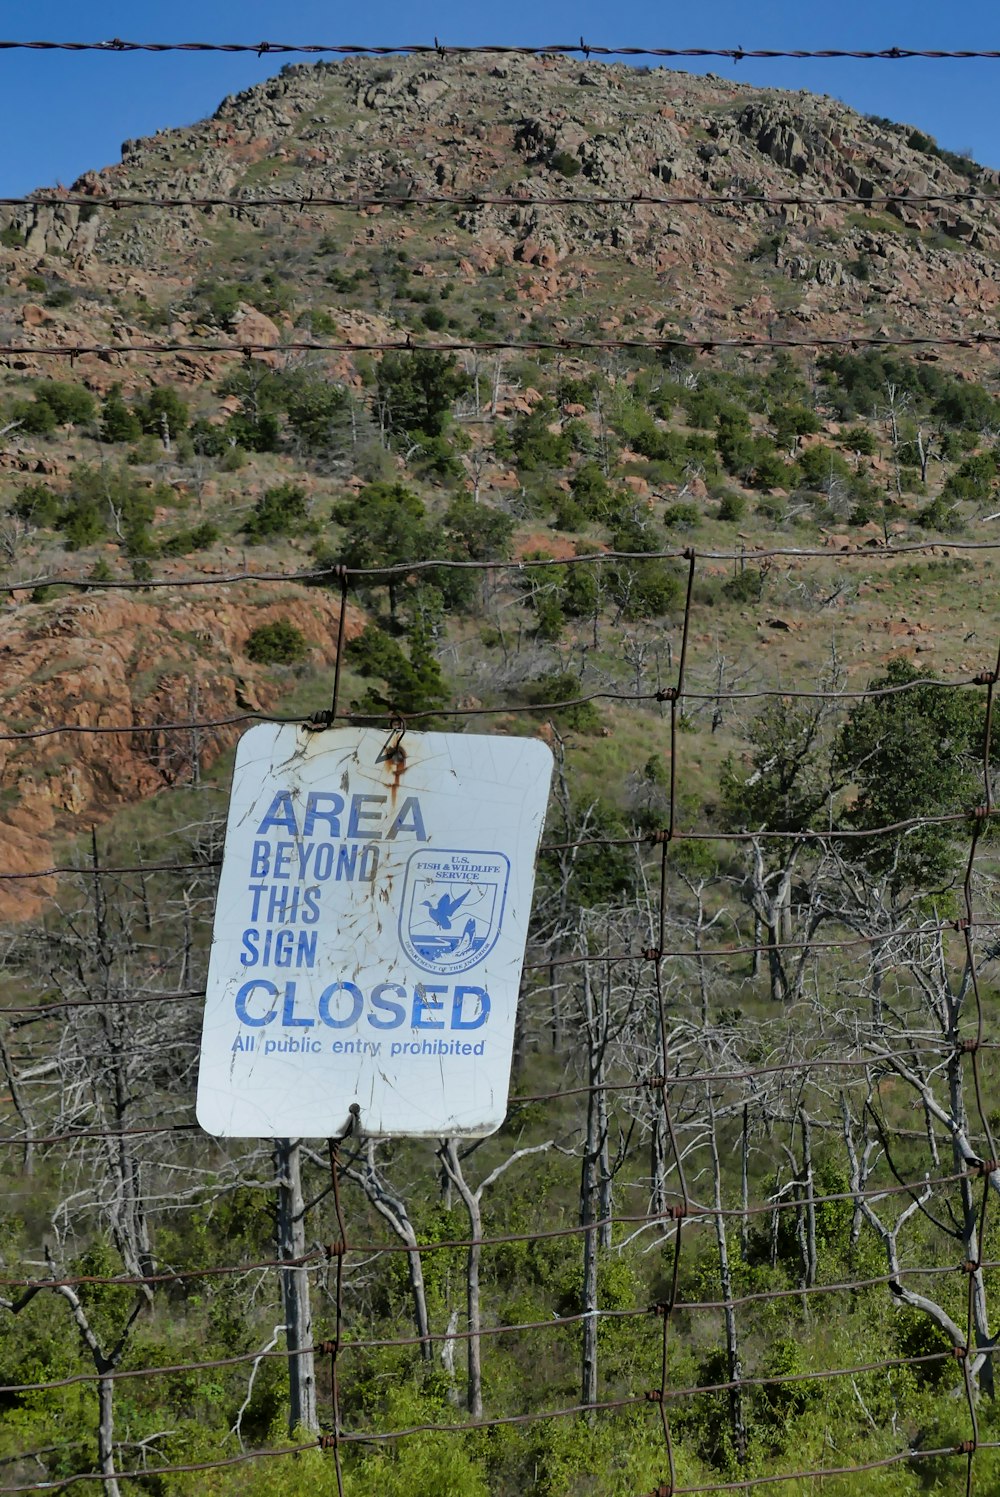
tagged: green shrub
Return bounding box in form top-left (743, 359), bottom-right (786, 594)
top-left (349, 615), bottom-right (449, 716)
top-left (409, 431), bottom-right (465, 481)
top-left (557, 375), bottom-right (595, 406)
top-left (133, 296), bottom-right (171, 330)
top-left (684, 388), bottom-right (725, 428)
top-left (33, 381), bottom-right (95, 426)
top-left (11, 483), bottom-right (60, 527)
top-left (797, 443), bottom-right (853, 491)
top-left (772, 403), bottom-right (820, 447)
top-left (756, 493), bottom-right (788, 521)
top-left (550, 149), bottom-right (582, 177)
top-left (443, 494), bottom-right (514, 561)
top-left (525, 670), bottom-right (603, 733)
top-left (510, 404), bottom-right (572, 471)
top-left (160, 522), bottom-right (220, 557)
top-left (717, 491), bottom-right (747, 522)
top-left (375, 350), bottom-right (470, 438)
top-left (195, 280), bottom-right (242, 329)
top-left (245, 621), bottom-right (309, 665)
top-left (918, 495), bottom-right (964, 533)
top-left (301, 308), bottom-right (336, 335)
top-left (243, 483), bottom-right (310, 543)
top-left (54, 466), bottom-right (156, 554)
top-left (224, 410), bottom-right (281, 453)
top-left (570, 461), bottom-right (615, 519)
top-left (723, 567), bottom-right (768, 604)
top-left (43, 284), bottom-right (74, 309)
top-left (100, 385), bottom-right (142, 443)
top-left (942, 450), bottom-right (997, 503)
top-left (23, 273), bottom-right (46, 294)
top-left (134, 385), bottom-right (189, 442)
top-left (662, 500), bottom-right (700, 529)
top-left (839, 425), bottom-right (878, 455)
top-left (551, 493), bottom-right (587, 530)
top-left (281, 372), bottom-right (350, 453)
top-left (8, 398), bottom-right (57, 436)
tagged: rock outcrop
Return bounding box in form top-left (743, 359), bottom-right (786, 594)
top-left (0, 588), bottom-right (363, 919)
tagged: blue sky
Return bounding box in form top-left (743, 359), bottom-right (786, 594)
top-left (4, 0), bottom-right (1000, 195)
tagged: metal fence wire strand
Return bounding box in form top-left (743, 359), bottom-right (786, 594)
top-left (6, 39), bottom-right (1000, 59)
top-left (17, 332), bottom-right (1000, 360)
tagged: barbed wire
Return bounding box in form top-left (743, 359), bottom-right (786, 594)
top-left (0, 1439), bottom-right (993, 1497)
top-left (2, 188), bottom-right (998, 211)
top-left (0, 1340), bottom-right (954, 1398)
top-left (0, 1251), bottom-right (986, 1305)
top-left (7, 535), bottom-right (1000, 601)
top-left (10, 331), bottom-right (1000, 361)
top-left (1, 40), bottom-right (1000, 60)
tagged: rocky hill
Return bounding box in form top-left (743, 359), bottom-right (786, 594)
top-left (1, 54), bottom-right (1000, 900)
top-left (5, 54), bottom-right (1000, 349)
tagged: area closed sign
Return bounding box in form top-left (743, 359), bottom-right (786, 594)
top-left (196, 725), bottom-right (553, 1138)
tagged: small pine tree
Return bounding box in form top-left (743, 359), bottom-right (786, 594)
top-left (100, 386), bottom-right (142, 444)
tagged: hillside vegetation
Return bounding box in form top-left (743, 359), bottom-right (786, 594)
top-left (1, 54), bottom-right (1000, 1497)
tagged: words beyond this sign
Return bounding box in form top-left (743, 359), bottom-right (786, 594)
top-left (196, 725), bottom-right (553, 1138)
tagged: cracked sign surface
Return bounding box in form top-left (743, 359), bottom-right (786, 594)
top-left (197, 725), bottom-right (553, 1137)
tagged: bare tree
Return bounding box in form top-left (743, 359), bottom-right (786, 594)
top-left (343, 1140), bottom-right (433, 1361)
top-left (1, 1264), bottom-right (146, 1497)
top-left (840, 923), bottom-right (1000, 1396)
top-left (438, 1136), bottom-right (553, 1418)
top-left (274, 1138), bottom-right (319, 1434)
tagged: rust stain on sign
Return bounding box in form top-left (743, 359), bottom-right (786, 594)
top-left (375, 718), bottom-right (408, 807)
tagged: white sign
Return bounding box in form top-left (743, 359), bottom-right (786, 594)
top-left (196, 725), bottom-right (553, 1138)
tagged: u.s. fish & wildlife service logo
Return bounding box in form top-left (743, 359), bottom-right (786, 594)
top-left (399, 849), bottom-right (510, 975)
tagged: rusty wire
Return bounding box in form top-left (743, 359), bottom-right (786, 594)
top-left (0, 1339), bottom-right (953, 1399)
top-left (0, 1430), bottom-right (994, 1497)
top-left (11, 331), bottom-right (1000, 361)
top-left (5, 535), bottom-right (1000, 600)
top-left (6, 920), bottom-right (1000, 1014)
top-left (2, 664), bottom-right (998, 741)
top-left (2, 39), bottom-right (1000, 59)
top-left (4, 188), bottom-right (1000, 210)
top-left (0, 1252), bottom-right (990, 1306)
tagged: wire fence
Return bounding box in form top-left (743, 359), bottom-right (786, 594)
top-left (3, 190), bottom-right (999, 209)
top-left (3, 40), bottom-right (1000, 60)
top-left (2, 534), bottom-right (1000, 1495)
top-left (2, 36), bottom-right (1000, 1497)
